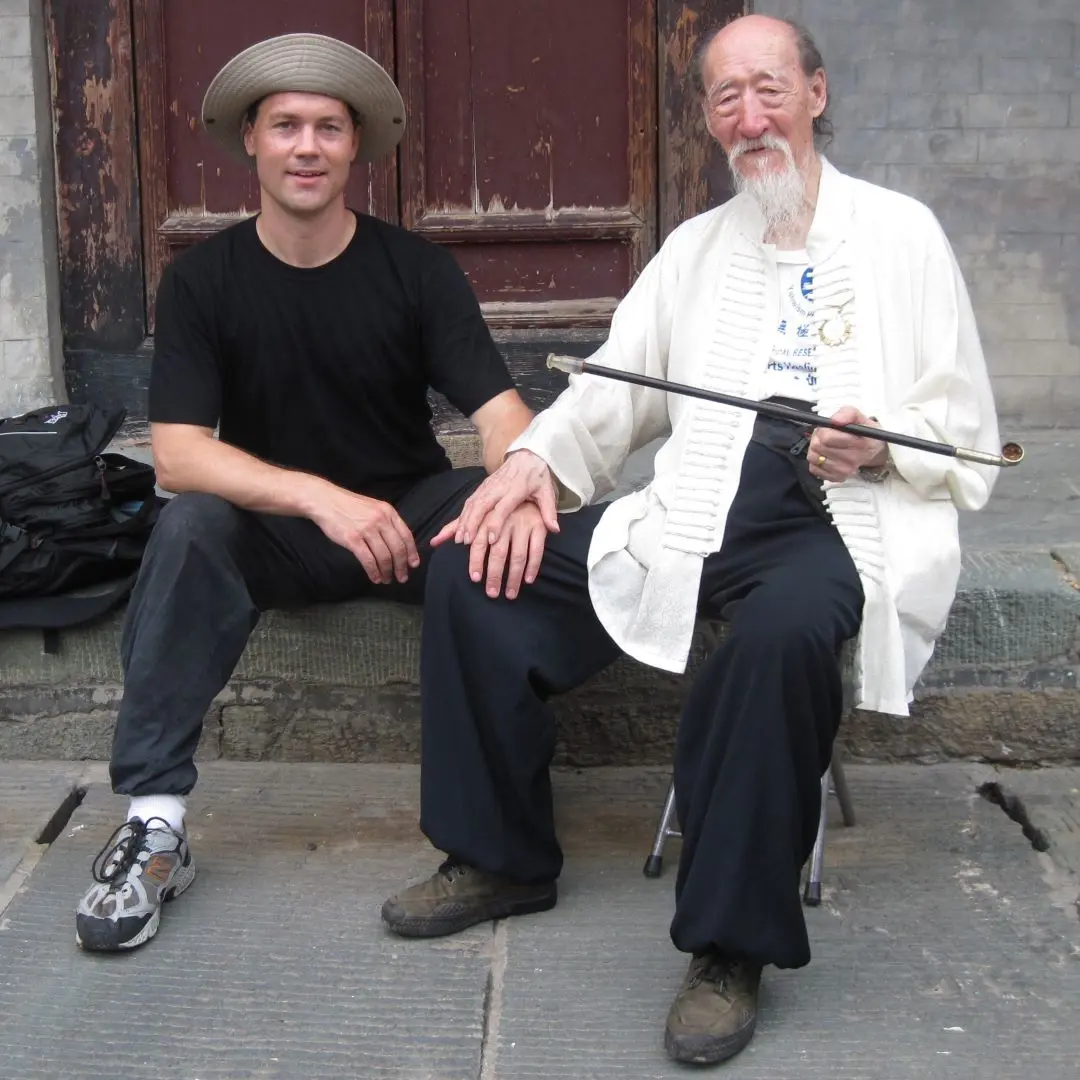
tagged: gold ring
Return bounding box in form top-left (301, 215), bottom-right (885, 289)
top-left (817, 454), bottom-right (828, 466)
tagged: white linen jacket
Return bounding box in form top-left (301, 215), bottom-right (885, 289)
top-left (509, 159), bottom-right (1001, 716)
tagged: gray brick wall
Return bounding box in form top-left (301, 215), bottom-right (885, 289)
top-left (0, 0), bottom-right (61, 418)
top-left (760, 0), bottom-right (1080, 424)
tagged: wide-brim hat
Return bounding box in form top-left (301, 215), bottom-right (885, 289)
top-left (201, 33), bottom-right (406, 164)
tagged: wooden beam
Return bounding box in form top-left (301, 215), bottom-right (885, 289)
top-left (480, 298), bottom-right (618, 329)
top-left (657, 0), bottom-right (745, 242)
top-left (414, 208), bottom-right (646, 244)
top-left (45, 0), bottom-right (145, 352)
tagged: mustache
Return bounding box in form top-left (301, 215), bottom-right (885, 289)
top-left (727, 134), bottom-right (795, 164)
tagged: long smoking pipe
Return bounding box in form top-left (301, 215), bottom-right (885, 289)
top-left (545, 354), bottom-right (1024, 469)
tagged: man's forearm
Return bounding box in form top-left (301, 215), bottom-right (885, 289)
top-left (476, 395), bottom-right (536, 474)
top-left (482, 425), bottom-right (530, 473)
top-left (154, 434), bottom-right (331, 519)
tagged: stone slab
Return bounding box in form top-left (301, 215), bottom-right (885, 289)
top-left (845, 687), bottom-right (1080, 766)
top-left (955, 429), bottom-right (1080, 552)
top-left (922, 549), bottom-right (1079, 680)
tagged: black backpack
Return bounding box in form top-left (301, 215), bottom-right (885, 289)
top-left (0, 402), bottom-right (164, 643)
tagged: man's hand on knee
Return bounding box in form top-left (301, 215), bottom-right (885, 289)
top-left (807, 406), bottom-right (888, 483)
top-left (431, 449), bottom-right (560, 550)
top-left (469, 503), bottom-right (548, 599)
top-left (307, 483), bottom-right (419, 585)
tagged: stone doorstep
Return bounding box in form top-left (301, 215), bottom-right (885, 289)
top-left (1, 542), bottom-right (1078, 766)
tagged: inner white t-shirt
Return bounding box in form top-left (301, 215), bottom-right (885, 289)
top-left (760, 248), bottom-right (818, 403)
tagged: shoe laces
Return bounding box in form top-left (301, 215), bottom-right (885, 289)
top-left (437, 858), bottom-right (471, 881)
top-left (690, 953), bottom-right (745, 992)
top-left (91, 816), bottom-right (173, 886)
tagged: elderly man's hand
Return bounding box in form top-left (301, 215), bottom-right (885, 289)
top-left (431, 449), bottom-right (560, 597)
top-left (432, 449), bottom-right (559, 546)
top-left (807, 406), bottom-right (888, 483)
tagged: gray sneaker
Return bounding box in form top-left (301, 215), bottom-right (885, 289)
top-left (75, 816), bottom-right (196, 952)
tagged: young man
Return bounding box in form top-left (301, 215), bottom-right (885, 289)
top-left (382, 14), bottom-right (1002, 1066)
top-left (76, 34), bottom-right (542, 953)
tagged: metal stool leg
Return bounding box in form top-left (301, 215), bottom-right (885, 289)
top-left (803, 766), bottom-right (830, 907)
top-left (645, 622), bottom-right (858, 892)
top-left (649, 757), bottom-right (857, 894)
top-left (643, 620), bottom-right (718, 879)
top-left (643, 778), bottom-right (680, 878)
top-left (831, 747), bottom-right (856, 827)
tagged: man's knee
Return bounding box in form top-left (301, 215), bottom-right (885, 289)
top-left (147, 492), bottom-right (243, 558)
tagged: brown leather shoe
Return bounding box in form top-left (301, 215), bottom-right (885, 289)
top-left (664, 951), bottom-right (762, 1065)
top-left (381, 859), bottom-right (557, 938)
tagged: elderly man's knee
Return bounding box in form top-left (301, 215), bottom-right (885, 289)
top-left (425, 540), bottom-right (474, 599)
top-left (731, 585), bottom-right (848, 654)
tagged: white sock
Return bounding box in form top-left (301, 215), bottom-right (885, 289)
top-left (127, 795), bottom-right (186, 833)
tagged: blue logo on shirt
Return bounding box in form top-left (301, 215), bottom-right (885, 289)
top-left (800, 267), bottom-right (814, 300)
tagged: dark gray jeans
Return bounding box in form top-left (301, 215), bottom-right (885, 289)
top-left (110, 467), bottom-right (486, 797)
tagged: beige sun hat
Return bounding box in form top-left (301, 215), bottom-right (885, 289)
top-left (201, 33), bottom-right (406, 164)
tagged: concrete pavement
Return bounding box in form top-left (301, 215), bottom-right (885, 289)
top-left (0, 761), bottom-right (1078, 1079)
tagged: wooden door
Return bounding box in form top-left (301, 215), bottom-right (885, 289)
top-left (396, 0), bottom-right (656, 332)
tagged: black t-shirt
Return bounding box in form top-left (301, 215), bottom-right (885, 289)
top-left (149, 212), bottom-right (514, 503)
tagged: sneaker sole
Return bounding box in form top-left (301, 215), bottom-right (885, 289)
top-left (382, 888), bottom-right (557, 938)
top-left (664, 1016), bottom-right (757, 1065)
top-left (76, 859), bottom-right (197, 952)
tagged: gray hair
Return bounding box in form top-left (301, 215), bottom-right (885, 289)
top-left (690, 16), bottom-right (834, 148)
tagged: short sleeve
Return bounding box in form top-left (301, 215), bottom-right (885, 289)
top-left (148, 262), bottom-right (223, 428)
top-left (417, 244), bottom-right (515, 417)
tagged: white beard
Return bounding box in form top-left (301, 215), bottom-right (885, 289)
top-left (727, 135), bottom-right (808, 237)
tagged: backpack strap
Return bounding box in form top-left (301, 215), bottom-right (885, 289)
top-left (0, 569), bottom-right (139, 651)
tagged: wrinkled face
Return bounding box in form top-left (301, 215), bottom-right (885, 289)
top-left (699, 17), bottom-right (826, 180)
top-left (242, 91), bottom-right (361, 216)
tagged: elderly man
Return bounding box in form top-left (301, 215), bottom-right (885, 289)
top-left (74, 34), bottom-right (541, 954)
top-left (382, 13), bottom-right (1001, 1066)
